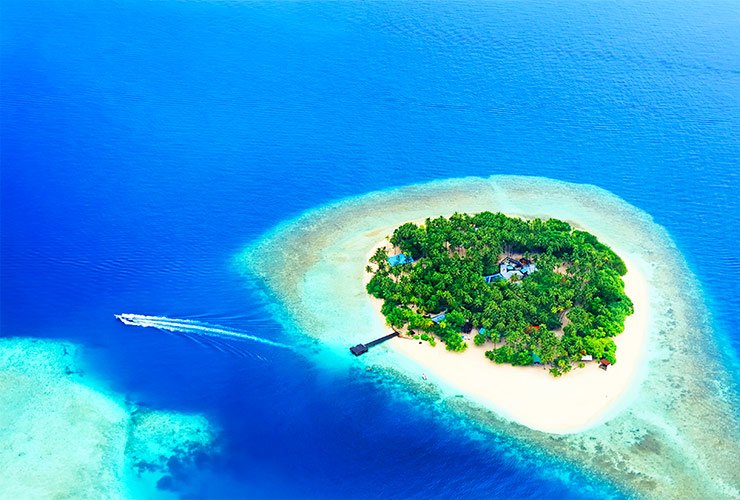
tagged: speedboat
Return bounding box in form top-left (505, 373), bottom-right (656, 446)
top-left (115, 313), bottom-right (139, 325)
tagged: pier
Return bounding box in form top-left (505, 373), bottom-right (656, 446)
top-left (350, 331), bottom-right (399, 356)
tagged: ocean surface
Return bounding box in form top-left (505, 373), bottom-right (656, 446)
top-left (2, 0), bottom-right (739, 498)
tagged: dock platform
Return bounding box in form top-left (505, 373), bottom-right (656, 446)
top-left (350, 331), bottom-right (399, 356)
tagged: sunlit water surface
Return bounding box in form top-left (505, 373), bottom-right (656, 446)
top-left (2, 0), bottom-right (739, 498)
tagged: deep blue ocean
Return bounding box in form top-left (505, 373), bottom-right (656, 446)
top-left (2, 0), bottom-right (739, 498)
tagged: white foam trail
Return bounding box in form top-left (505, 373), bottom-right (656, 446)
top-left (174, 328), bottom-right (265, 360)
top-left (115, 313), bottom-right (291, 351)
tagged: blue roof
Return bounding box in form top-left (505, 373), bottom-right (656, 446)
top-left (484, 273), bottom-right (504, 283)
top-left (387, 253), bottom-right (414, 267)
top-left (479, 328), bottom-right (486, 335)
top-left (431, 313), bottom-right (446, 323)
top-left (533, 354), bottom-right (541, 363)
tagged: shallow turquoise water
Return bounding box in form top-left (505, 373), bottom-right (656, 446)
top-left (2, 0), bottom-right (739, 498)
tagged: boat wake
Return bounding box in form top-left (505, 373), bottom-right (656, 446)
top-left (115, 313), bottom-right (291, 359)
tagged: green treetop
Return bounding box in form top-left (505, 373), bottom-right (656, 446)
top-left (366, 212), bottom-right (633, 376)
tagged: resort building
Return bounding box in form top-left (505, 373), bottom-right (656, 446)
top-left (387, 253), bottom-right (414, 267)
top-left (484, 256), bottom-right (537, 283)
top-left (430, 313), bottom-right (447, 324)
top-left (499, 256), bottom-right (537, 280)
top-left (484, 273), bottom-right (504, 283)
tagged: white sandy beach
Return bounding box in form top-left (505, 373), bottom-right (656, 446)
top-left (365, 238), bottom-right (649, 434)
top-left (243, 176), bottom-right (740, 498)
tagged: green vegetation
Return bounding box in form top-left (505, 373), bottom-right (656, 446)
top-left (366, 212), bottom-right (633, 376)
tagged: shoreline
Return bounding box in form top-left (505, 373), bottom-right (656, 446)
top-left (241, 175), bottom-right (740, 498)
top-left (363, 228), bottom-right (650, 434)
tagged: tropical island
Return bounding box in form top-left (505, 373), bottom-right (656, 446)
top-left (366, 212), bottom-right (633, 376)
top-left (243, 176), bottom-right (740, 493)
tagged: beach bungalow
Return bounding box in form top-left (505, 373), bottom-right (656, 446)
top-left (581, 355), bottom-right (593, 362)
top-left (533, 353), bottom-right (542, 365)
top-left (430, 313), bottom-right (447, 324)
top-left (599, 359), bottom-right (611, 371)
top-left (387, 253), bottom-right (414, 267)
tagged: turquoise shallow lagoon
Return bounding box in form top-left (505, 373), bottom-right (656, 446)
top-left (0, 338), bottom-right (218, 499)
top-left (2, 0), bottom-right (739, 497)
top-left (243, 176), bottom-right (740, 499)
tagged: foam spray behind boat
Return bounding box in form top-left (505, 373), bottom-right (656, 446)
top-left (115, 313), bottom-right (292, 359)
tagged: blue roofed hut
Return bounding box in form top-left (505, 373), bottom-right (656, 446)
top-left (431, 313), bottom-right (446, 323)
top-left (387, 253), bottom-right (414, 267)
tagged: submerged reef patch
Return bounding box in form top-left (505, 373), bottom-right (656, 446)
top-left (240, 175), bottom-right (740, 499)
top-left (0, 337), bottom-right (218, 499)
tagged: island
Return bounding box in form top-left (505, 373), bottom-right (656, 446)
top-left (243, 176), bottom-right (740, 496)
top-left (366, 212), bottom-right (633, 376)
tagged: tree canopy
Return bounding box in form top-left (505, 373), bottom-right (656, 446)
top-left (366, 212), bottom-right (633, 376)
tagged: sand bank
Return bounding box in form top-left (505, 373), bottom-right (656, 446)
top-left (0, 338), bottom-right (217, 499)
top-left (366, 236), bottom-right (649, 433)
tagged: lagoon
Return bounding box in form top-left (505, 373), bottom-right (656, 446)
top-left (2, 0), bottom-right (739, 497)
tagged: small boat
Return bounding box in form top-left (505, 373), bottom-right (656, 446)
top-left (422, 373), bottom-right (427, 380)
top-left (115, 313), bottom-right (138, 325)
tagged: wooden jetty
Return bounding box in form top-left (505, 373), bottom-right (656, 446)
top-left (350, 331), bottom-right (399, 356)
